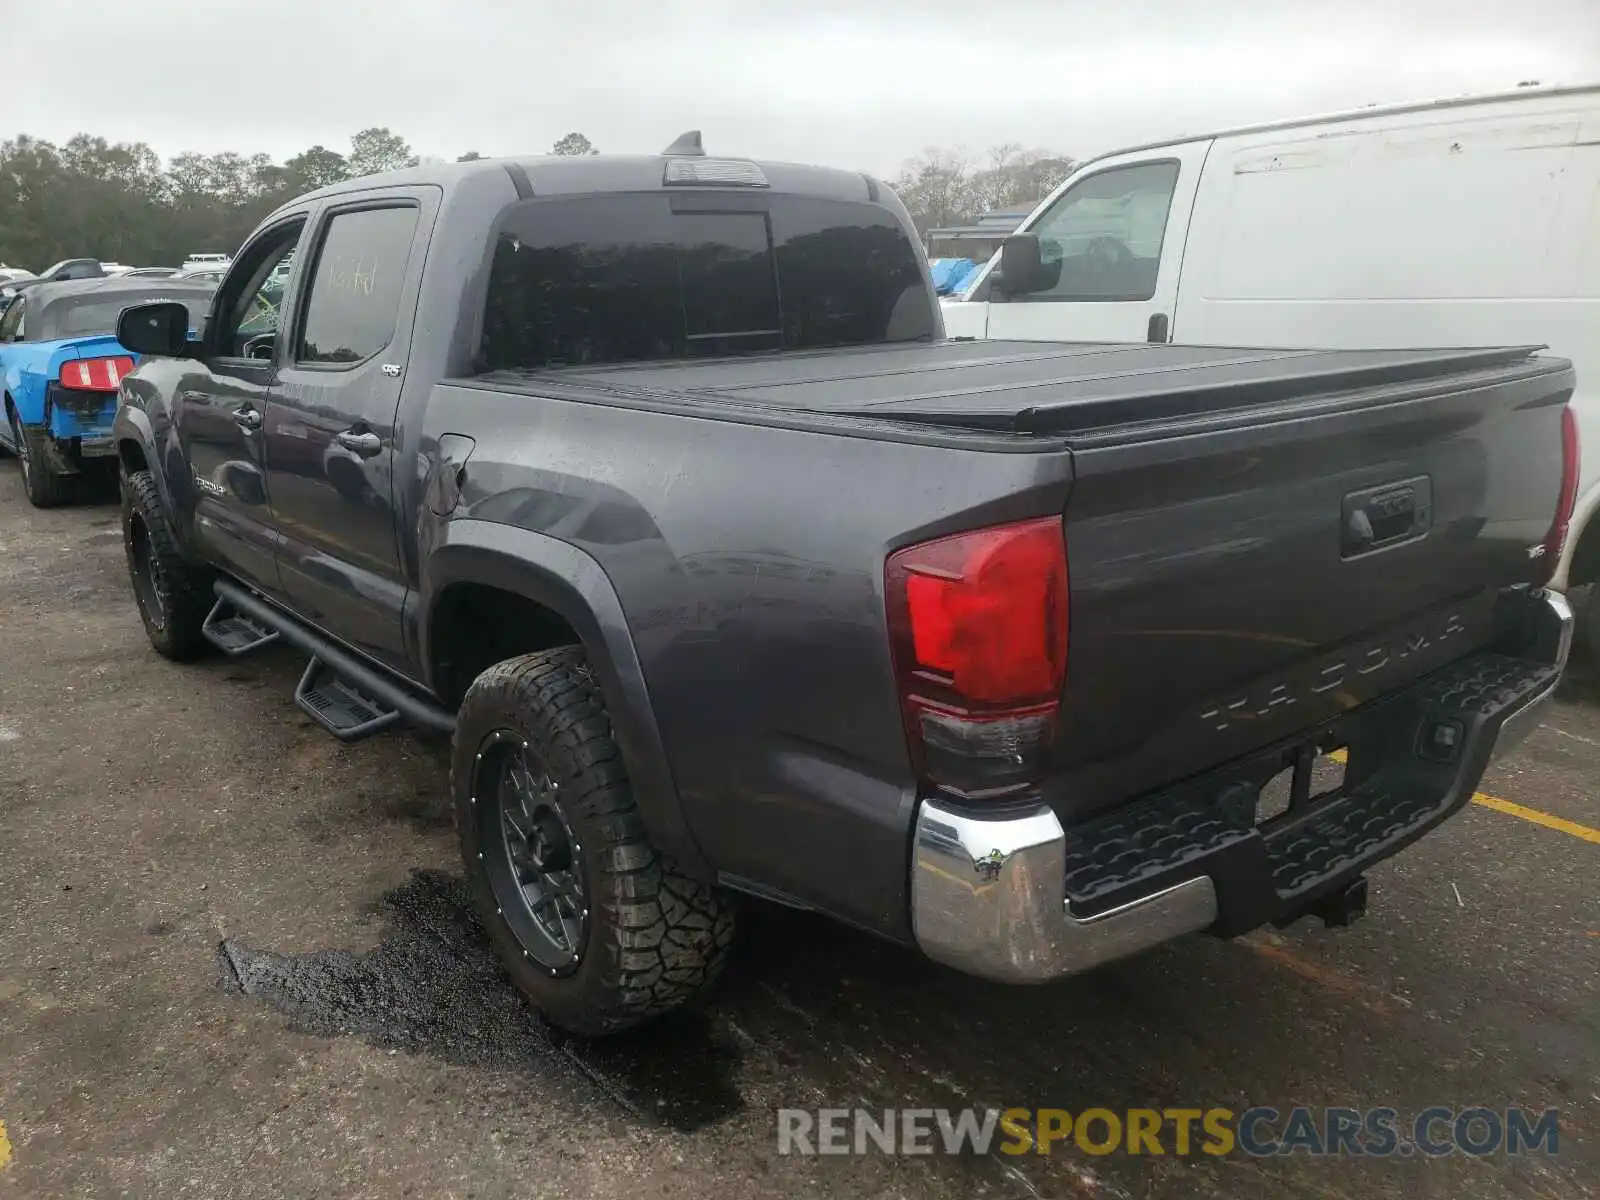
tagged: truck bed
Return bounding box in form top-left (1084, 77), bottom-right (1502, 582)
top-left (475, 339), bottom-right (1561, 439)
top-left (465, 336), bottom-right (1574, 830)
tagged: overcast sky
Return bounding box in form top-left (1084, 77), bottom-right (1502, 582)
top-left (7, 0), bottom-right (1598, 176)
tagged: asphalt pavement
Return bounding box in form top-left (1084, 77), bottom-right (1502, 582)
top-left (0, 462), bottom-right (1594, 1200)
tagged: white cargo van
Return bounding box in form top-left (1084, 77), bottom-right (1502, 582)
top-left (944, 83), bottom-right (1600, 614)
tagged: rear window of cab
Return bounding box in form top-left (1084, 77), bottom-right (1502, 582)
top-left (478, 193), bottom-right (935, 370)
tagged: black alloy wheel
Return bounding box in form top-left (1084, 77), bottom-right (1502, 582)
top-left (126, 506), bottom-right (170, 632)
top-left (474, 729), bottom-right (589, 975)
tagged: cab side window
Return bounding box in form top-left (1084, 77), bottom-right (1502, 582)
top-left (1026, 161), bottom-right (1180, 302)
top-left (236, 247), bottom-right (297, 345)
top-left (211, 221), bottom-right (304, 359)
top-left (296, 206), bottom-right (419, 366)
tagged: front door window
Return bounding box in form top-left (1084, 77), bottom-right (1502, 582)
top-left (1024, 161), bottom-right (1181, 302)
top-left (211, 226), bottom-right (303, 360)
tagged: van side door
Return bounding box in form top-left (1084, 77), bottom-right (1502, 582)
top-left (980, 141), bottom-right (1211, 344)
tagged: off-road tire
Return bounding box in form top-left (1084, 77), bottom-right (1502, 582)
top-left (453, 646), bottom-right (737, 1036)
top-left (122, 469), bottom-right (214, 661)
top-left (8, 408), bottom-right (77, 507)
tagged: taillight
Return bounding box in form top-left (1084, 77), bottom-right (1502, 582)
top-left (886, 516), bottom-right (1068, 798)
top-left (1540, 405), bottom-right (1579, 583)
top-left (58, 355), bottom-right (135, 392)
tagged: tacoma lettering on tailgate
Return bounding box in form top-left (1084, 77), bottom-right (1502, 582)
top-left (1200, 610), bottom-right (1469, 734)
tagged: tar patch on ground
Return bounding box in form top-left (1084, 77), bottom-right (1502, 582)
top-left (216, 869), bottom-right (744, 1131)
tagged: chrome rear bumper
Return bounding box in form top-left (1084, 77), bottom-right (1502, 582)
top-left (910, 589), bottom-right (1572, 985)
top-left (911, 801), bottom-right (1217, 983)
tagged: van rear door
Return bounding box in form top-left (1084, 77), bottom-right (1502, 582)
top-left (976, 140), bottom-right (1210, 346)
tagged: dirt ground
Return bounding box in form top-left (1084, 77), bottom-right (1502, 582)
top-left (0, 462), bottom-right (1595, 1200)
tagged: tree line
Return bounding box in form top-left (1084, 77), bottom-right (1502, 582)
top-left (891, 145), bottom-right (1077, 235)
top-left (0, 126), bottom-right (1070, 270)
top-left (0, 128), bottom-right (601, 270)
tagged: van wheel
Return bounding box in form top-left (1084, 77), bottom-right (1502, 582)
top-left (122, 469), bottom-right (214, 661)
top-left (8, 410), bottom-right (76, 507)
top-left (453, 646), bottom-right (736, 1036)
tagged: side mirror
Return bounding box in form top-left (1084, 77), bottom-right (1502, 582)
top-left (117, 302), bottom-right (193, 358)
top-left (998, 233), bottom-right (1043, 296)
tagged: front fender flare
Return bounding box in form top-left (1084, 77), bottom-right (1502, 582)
top-left (418, 519), bottom-right (711, 879)
top-left (112, 404), bottom-right (179, 523)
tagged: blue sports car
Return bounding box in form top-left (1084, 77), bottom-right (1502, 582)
top-left (0, 277), bottom-right (214, 505)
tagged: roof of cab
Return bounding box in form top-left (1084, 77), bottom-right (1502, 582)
top-left (276, 142), bottom-right (886, 215)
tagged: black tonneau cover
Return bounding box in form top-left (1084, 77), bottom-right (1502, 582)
top-left (477, 340), bottom-right (1557, 437)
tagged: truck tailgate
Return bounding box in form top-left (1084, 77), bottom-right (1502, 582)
top-left (1038, 345), bottom-right (1573, 815)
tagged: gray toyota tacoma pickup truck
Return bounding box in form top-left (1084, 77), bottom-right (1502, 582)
top-left (110, 135), bottom-right (1578, 1035)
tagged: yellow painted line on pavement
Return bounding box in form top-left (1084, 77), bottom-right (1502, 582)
top-left (0, 1119), bottom-right (12, 1170)
top-left (1325, 748), bottom-right (1600, 845)
top-left (1468, 793), bottom-right (1600, 844)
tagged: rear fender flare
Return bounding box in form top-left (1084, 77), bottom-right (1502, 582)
top-left (419, 519), bottom-right (710, 878)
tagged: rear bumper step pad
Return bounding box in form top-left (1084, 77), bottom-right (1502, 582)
top-left (1060, 650), bottom-right (1561, 935)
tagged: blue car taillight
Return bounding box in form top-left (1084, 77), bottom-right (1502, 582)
top-left (58, 355), bottom-right (135, 392)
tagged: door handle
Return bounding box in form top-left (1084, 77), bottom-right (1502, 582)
top-left (233, 406), bottom-right (263, 430)
top-left (335, 429), bottom-right (383, 458)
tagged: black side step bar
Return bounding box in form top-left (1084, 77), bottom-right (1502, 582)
top-left (201, 596), bottom-right (281, 656)
top-left (295, 657), bottom-right (403, 742)
top-left (213, 579), bottom-right (455, 738)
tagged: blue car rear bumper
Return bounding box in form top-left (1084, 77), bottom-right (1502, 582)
top-left (42, 383), bottom-right (119, 463)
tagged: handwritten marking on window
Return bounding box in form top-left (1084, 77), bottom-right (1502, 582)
top-left (325, 256), bottom-right (379, 297)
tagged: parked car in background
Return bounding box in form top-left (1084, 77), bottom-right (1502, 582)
top-left (173, 268), bottom-right (226, 284)
top-left (100, 262), bottom-right (134, 276)
top-left (0, 268), bottom-right (36, 286)
top-left (0, 277), bottom-right (215, 505)
top-left (180, 252), bottom-right (231, 273)
top-left (36, 258), bottom-right (107, 282)
top-left (944, 82), bottom-right (1600, 647)
top-left (110, 143), bottom-right (1576, 1036)
top-left (121, 267), bottom-right (179, 278)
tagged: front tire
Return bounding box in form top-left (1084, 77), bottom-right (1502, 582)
top-left (122, 469), bottom-right (214, 661)
top-left (453, 646), bottom-right (736, 1036)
